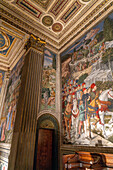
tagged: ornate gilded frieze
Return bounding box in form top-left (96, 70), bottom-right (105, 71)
top-left (24, 34), bottom-right (46, 52)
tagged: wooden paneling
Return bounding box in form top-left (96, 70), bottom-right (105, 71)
top-left (63, 152), bottom-right (113, 170)
top-left (36, 129), bottom-right (53, 170)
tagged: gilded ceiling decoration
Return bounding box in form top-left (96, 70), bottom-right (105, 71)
top-left (61, 1), bottom-right (82, 23)
top-left (52, 23), bottom-right (63, 32)
top-left (16, 0), bottom-right (42, 19)
top-left (0, 0), bottom-right (113, 70)
top-left (32, 0), bottom-right (52, 9)
top-left (42, 15), bottom-right (53, 26)
top-left (50, 0), bottom-right (69, 17)
top-left (0, 31), bottom-right (15, 57)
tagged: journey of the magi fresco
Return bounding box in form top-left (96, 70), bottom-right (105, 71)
top-left (0, 57), bottom-right (24, 143)
top-left (61, 13), bottom-right (113, 147)
top-left (40, 49), bottom-right (56, 111)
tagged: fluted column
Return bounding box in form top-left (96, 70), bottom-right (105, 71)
top-left (8, 35), bottom-right (46, 170)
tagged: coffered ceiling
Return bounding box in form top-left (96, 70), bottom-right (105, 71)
top-left (0, 0), bottom-right (113, 70)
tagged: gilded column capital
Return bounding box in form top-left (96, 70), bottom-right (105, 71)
top-left (25, 34), bottom-right (46, 52)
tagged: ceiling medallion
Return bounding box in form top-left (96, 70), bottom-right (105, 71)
top-left (52, 23), bottom-right (63, 32)
top-left (42, 15), bottom-right (53, 26)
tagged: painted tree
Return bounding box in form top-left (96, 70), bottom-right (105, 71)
top-left (95, 31), bottom-right (104, 43)
top-left (103, 17), bottom-right (113, 41)
top-left (102, 48), bottom-right (113, 69)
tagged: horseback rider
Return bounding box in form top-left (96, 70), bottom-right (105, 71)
top-left (89, 83), bottom-right (102, 125)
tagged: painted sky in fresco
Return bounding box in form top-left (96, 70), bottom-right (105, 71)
top-left (44, 49), bottom-right (55, 67)
top-left (61, 13), bottom-right (113, 57)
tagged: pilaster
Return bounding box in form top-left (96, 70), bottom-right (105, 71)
top-left (8, 35), bottom-right (46, 170)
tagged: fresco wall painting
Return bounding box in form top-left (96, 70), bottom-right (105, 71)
top-left (0, 70), bottom-right (5, 94)
top-left (0, 57), bottom-right (24, 143)
top-left (41, 49), bottom-right (56, 111)
top-left (61, 13), bottom-right (113, 148)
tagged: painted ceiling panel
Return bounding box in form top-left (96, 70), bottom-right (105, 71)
top-left (60, 0), bottom-right (82, 23)
top-left (1, 0), bottom-right (113, 64)
top-left (31, 0), bottom-right (52, 9)
top-left (50, 0), bottom-right (69, 17)
top-left (16, 0), bottom-right (42, 19)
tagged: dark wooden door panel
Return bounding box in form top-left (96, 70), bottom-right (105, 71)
top-left (36, 129), bottom-right (53, 170)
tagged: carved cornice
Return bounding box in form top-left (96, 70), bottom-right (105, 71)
top-left (0, 7), bottom-right (59, 49)
top-left (24, 35), bottom-right (46, 52)
top-left (0, 0), bottom-right (113, 52)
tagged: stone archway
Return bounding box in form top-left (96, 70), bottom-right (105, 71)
top-left (33, 113), bottom-right (59, 170)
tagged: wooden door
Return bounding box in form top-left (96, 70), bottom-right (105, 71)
top-left (36, 128), bottom-right (53, 170)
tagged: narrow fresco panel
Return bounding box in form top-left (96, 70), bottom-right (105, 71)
top-left (0, 57), bottom-right (24, 143)
top-left (41, 49), bottom-right (56, 111)
top-left (61, 13), bottom-right (113, 147)
top-left (0, 70), bottom-right (5, 93)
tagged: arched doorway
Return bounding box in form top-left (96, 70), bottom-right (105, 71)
top-left (33, 114), bottom-right (59, 170)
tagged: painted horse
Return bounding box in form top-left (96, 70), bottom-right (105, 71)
top-left (98, 89), bottom-right (113, 138)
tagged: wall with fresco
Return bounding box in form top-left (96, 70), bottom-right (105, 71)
top-left (0, 57), bottom-right (24, 143)
top-left (40, 49), bottom-right (56, 112)
top-left (0, 70), bottom-right (5, 94)
top-left (61, 13), bottom-right (113, 146)
top-left (0, 162), bottom-right (7, 170)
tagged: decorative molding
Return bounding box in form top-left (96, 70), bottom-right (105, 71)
top-left (0, 0), bottom-right (113, 51)
top-left (0, 5), bottom-right (59, 47)
top-left (24, 34), bottom-right (46, 52)
top-left (42, 15), bottom-right (53, 26)
top-left (58, 0), bottom-right (98, 37)
top-left (16, 0), bottom-right (42, 19)
top-left (50, 0), bottom-right (69, 17)
top-left (59, 1), bottom-right (113, 49)
top-left (31, 0), bottom-right (52, 10)
top-left (60, 0), bottom-right (82, 23)
top-left (52, 23), bottom-right (63, 32)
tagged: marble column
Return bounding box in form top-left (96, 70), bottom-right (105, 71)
top-left (8, 35), bottom-right (46, 170)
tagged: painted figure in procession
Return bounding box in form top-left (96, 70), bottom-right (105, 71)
top-left (0, 57), bottom-right (24, 143)
top-left (62, 13), bottom-right (113, 146)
